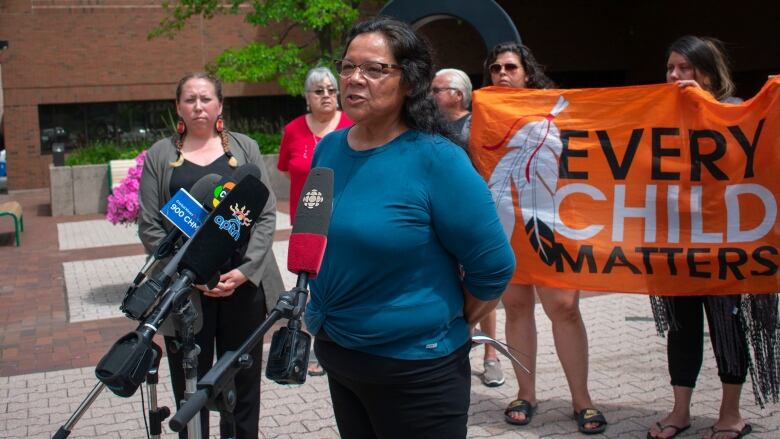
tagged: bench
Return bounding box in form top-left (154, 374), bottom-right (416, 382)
top-left (108, 159), bottom-right (137, 193)
top-left (0, 201), bottom-right (23, 246)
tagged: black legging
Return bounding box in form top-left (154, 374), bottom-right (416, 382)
top-left (165, 282), bottom-right (266, 439)
top-left (314, 337), bottom-right (471, 439)
top-left (667, 295), bottom-right (749, 387)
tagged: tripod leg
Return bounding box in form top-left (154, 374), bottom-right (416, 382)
top-left (146, 367), bottom-right (170, 439)
top-left (53, 382), bottom-right (106, 438)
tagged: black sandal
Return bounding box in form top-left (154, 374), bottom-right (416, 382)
top-left (504, 399), bottom-right (537, 426)
top-left (647, 422), bottom-right (690, 439)
top-left (574, 408), bottom-right (607, 435)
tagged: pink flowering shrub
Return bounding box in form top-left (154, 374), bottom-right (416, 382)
top-left (106, 150), bottom-right (147, 225)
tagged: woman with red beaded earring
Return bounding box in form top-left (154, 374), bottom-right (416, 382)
top-left (138, 72), bottom-right (283, 439)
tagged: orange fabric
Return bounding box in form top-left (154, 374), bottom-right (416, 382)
top-left (470, 78), bottom-right (780, 295)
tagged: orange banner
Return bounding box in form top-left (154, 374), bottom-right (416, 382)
top-left (470, 78), bottom-right (780, 295)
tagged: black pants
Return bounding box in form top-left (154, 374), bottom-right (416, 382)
top-left (667, 295), bottom-right (748, 387)
top-left (165, 282), bottom-right (266, 439)
top-left (314, 337), bottom-right (471, 439)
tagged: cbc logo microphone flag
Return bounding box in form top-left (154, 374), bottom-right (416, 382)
top-left (470, 77), bottom-right (780, 296)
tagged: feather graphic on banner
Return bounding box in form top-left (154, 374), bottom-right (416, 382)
top-left (487, 96), bottom-right (569, 265)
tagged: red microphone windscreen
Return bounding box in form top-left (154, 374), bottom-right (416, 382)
top-left (287, 233), bottom-right (327, 279)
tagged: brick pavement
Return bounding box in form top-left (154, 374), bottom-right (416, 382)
top-left (1, 189), bottom-right (779, 438)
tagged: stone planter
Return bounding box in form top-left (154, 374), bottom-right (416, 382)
top-left (50, 155), bottom-right (288, 217)
top-left (49, 163), bottom-right (109, 216)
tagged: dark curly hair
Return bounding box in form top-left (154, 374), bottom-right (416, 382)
top-left (343, 17), bottom-right (449, 135)
top-left (483, 41), bottom-right (555, 89)
top-left (666, 35), bottom-right (736, 101)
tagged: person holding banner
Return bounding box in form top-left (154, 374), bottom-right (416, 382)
top-left (306, 18), bottom-right (515, 438)
top-left (138, 72), bottom-right (283, 439)
top-left (483, 42), bottom-right (607, 434)
top-left (647, 36), bottom-right (780, 439)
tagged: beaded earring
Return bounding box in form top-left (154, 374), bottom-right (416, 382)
top-left (215, 114), bottom-right (224, 134)
top-left (170, 118), bottom-right (186, 167)
top-left (221, 130), bottom-right (238, 168)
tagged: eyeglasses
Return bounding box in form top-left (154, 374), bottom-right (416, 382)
top-left (489, 62), bottom-right (520, 75)
top-left (335, 60), bottom-right (403, 80)
top-left (309, 88), bottom-right (338, 96)
top-left (432, 87), bottom-right (458, 94)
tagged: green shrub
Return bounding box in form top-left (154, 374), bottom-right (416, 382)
top-left (246, 131), bottom-right (282, 155)
top-left (231, 118), bottom-right (283, 155)
top-left (65, 141), bottom-right (147, 166)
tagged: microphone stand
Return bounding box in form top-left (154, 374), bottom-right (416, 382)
top-left (53, 343), bottom-right (168, 439)
top-left (53, 269), bottom-right (200, 439)
top-left (167, 294), bottom-right (204, 439)
top-left (169, 273), bottom-right (312, 435)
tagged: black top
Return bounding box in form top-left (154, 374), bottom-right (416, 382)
top-left (169, 155), bottom-right (232, 198)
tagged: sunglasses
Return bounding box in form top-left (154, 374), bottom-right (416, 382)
top-left (310, 88), bottom-right (338, 96)
top-left (489, 62), bottom-right (520, 75)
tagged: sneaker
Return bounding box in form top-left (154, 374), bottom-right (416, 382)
top-left (481, 359), bottom-right (505, 387)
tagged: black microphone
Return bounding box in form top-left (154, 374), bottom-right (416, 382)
top-left (97, 165), bottom-right (269, 397)
top-left (266, 167), bottom-right (333, 385)
top-left (120, 173), bottom-right (221, 321)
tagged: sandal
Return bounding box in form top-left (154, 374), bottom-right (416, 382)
top-left (307, 361), bottom-right (326, 377)
top-left (504, 399), bottom-right (537, 426)
top-left (647, 422), bottom-right (690, 439)
top-left (573, 408), bottom-right (607, 435)
top-left (707, 424), bottom-right (752, 439)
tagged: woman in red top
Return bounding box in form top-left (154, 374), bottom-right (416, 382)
top-left (278, 67), bottom-right (353, 222)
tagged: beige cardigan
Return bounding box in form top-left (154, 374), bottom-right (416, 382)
top-left (138, 132), bottom-right (284, 331)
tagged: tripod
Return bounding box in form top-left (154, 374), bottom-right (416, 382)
top-left (53, 343), bottom-right (169, 439)
top-left (54, 290), bottom-right (202, 439)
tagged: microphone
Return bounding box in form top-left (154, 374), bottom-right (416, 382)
top-left (287, 167), bottom-right (334, 281)
top-left (121, 173), bottom-right (221, 320)
top-left (169, 168), bottom-right (333, 429)
top-left (266, 167), bottom-right (333, 385)
top-left (210, 163), bottom-right (262, 208)
top-left (96, 165), bottom-right (270, 397)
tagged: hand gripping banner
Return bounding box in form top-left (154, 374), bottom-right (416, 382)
top-left (470, 78), bottom-right (780, 295)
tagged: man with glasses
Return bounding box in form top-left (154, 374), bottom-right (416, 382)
top-left (432, 69), bottom-right (474, 149)
top-left (432, 68), bottom-right (505, 389)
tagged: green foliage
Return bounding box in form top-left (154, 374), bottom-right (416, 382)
top-left (247, 132), bottom-right (283, 155)
top-left (65, 141), bottom-right (147, 166)
top-left (150, 0), bottom-right (373, 96)
top-left (231, 117), bottom-right (284, 155)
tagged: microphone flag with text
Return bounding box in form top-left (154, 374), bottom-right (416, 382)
top-left (120, 173), bottom-right (221, 321)
top-left (96, 164), bottom-right (269, 397)
top-left (266, 167), bottom-right (333, 384)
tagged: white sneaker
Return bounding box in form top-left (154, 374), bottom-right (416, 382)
top-left (481, 359), bottom-right (505, 387)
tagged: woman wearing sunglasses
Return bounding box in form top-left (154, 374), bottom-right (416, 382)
top-left (484, 42), bottom-right (607, 435)
top-left (278, 67), bottom-right (353, 226)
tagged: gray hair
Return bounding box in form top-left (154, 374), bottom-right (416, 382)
top-left (304, 67), bottom-right (339, 94)
top-left (435, 68), bottom-right (473, 108)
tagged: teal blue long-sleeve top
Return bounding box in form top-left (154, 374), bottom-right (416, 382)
top-left (305, 128), bottom-right (515, 360)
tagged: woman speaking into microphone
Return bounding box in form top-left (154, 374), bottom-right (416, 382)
top-left (304, 18), bottom-right (516, 438)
